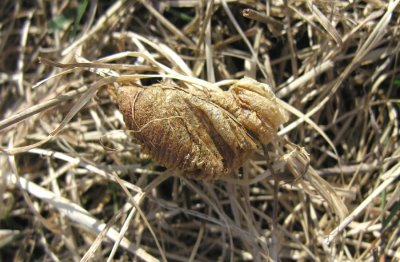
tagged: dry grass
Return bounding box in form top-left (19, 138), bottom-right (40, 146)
top-left (1, 0), bottom-right (400, 261)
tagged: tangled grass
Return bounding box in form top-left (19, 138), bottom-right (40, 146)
top-left (1, 0), bottom-right (399, 261)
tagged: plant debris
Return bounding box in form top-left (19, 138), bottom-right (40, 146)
top-left (1, 0), bottom-right (400, 261)
top-left (117, 78), bottom-right (287, 180)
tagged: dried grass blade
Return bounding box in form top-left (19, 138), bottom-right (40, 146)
top-left (139, 0), bottom-right (194, 46)
top-left (325, 163), bottom-right (400, 244)
top-left (277, 60), bottom-right (334, 98)
top-left (62, 0), bottom-right (128, 55)
top-left (81, 212), bottom-right (120, 262)
top-left (4, 173), bottom-right (158, 261)
top-left (0, 86), bottom-right (88, 132)
top-left (220, 0), bottom-right (268, 79)
top-left (50, 77), bottom-right (116, 136)
top-left (278, 100), bottom-right (340, 162)
top-left (159, 43), bottom-right (194, 76)
top-left (306, 0), bottom-right (342, 46)
top-left (242, 8), bottom-right (283, 36)
top-left (284, 145), bottom-right (348, 221)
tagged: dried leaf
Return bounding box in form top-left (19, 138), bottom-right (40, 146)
top-left (117, 77), bottom-right (288, 179)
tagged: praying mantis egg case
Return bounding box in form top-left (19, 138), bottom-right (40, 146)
top-left (117, 78), bottom-right (288, 180)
